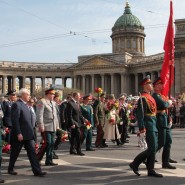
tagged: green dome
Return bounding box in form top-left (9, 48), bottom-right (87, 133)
top-left (114, 2), bottom-right (142, 27)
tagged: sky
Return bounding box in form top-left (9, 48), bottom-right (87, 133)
top-left (0, 0), bottom-right (184, 64)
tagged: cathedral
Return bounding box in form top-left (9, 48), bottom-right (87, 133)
top-left (0, 2), bottom-right (185, 98)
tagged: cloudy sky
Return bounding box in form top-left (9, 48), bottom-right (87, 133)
top-left (0, 0), bottom-right (184, 64)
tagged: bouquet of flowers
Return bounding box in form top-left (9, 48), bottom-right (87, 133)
top-left (2, 141), bottom-right (11, 153)
top-left (85, 120), bottom-right (92, 130)
top-left (56, 128), bottom-right (68, 142)
top-left (95, 87), bottom-right (103, 96)
top-left (109, 118), bottom-right (116, 124)
top-left (107, 101), bottom-right (119, 111)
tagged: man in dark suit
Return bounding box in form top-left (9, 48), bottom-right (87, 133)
top-left (8, 88), bottom-right (46, 177)
top-left (67, 92), bottom-right (85, 156)
top-left (2, 89), bottom-right (17, 146)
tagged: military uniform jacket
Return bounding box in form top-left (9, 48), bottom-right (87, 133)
top-left (36, 98), bottom-right (59, 132)
top-left (153, 92), bottom-right (170, 128)
top-left (94, 100), bottom-right (105, 126)
top-left (2, 100), bottom-right (13, 128)
top-left (137, 92), bottom-right (158, 132)
top-left (81, 104), bottom-right (94, 127)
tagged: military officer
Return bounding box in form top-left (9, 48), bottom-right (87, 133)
top-left (2, 89), bottom-right (17, 145)
top-left (129, 77), bottom-right (163, 177)
top-left (80, 94), bottom-right (95, 151)
top-left (36, 88), bottom-right (59, 166)
top-left (153, 77), bottom-right (176, 169)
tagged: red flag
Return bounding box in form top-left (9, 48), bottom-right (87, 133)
top-left (160, 0), bottom-right (174, 96)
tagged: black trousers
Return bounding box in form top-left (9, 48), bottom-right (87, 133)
top-left (132, 131), bottom-right (158, 173)
top-left (8, 136), bottom-right (42, 175)
top-left (70, 127), bottom-right (82, 153)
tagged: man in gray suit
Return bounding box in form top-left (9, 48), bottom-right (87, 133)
top-left (8, 88), bottom-right (46, 177)
top-left (36, 88), bottom-right (59, 166)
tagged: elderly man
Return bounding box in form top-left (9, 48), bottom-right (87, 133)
top-left (36, 88), bottom-right (59, 166)
top-left (8, 88), bottom-right (46, 177)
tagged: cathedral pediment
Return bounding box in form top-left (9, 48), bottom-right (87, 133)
top-left (69, 56), bottom-right (122, 69)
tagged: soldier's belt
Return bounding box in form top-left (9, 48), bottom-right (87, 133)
top-left (145, 113), bottom-right (156, 116)
top-left (157, 110), bottom-right (166, 114)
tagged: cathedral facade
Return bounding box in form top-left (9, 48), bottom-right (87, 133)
top-left (0, 3), bottom-right (185, 98)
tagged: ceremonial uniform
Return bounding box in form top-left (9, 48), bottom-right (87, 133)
top-left (81, 96), bottom-right (94, 150)
top-left (94, 94), bottom-right (106, 147)
top-left (152, 77), bottom-right (176, 169)
top-left (36, 89), bottom-right (59, 165)
top-left (129, 77), bottom-right (162, 177)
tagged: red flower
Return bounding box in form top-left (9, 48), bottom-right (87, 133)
top-left (109, 118), bottom-right (115, 124)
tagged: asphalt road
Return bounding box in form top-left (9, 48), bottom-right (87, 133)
top-left (2, 128), bottom-right (185, 185)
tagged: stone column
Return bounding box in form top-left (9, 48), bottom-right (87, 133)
top-left (91, 74), bottom-right (94, 93)
top-left (42, 76), bottom-right (46, 91)
top-left (134, 73), bottom-right (138, 95)
top-left (101, 74), bottom-right (104, 90)
top-left (52, 77), bottom-right (55, 85)
top-left (120, 73), bottom-right (125, 93)
top-left (31, 76), bottom-right (36, 95)
top-left (12, 76), bottom-right (17, 90)
top-left (111, 73), bottom-right (114, 94)
top-left (73, 76), bottom-right (76, 89)
top-left (150, 71), bottom-right (155, 82)
top-left (22, 76), bottom-right (26, 88)
top-left (2, 75), bottom-right (7, 94)
top-left (82, 75), bottom-right (85, 93)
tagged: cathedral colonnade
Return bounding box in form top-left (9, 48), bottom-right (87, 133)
top-left (0, 75), bottom-right (70, 95)
top-left (72, 70), bottom-right (161, 98)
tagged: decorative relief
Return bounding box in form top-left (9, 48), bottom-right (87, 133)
top-left (82, 58), bottom-right (113, 67)
top-left (176, 24), bottom-right (185, 33)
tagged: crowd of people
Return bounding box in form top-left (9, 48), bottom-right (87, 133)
top-left (0, 80), bottom-right (184, 183)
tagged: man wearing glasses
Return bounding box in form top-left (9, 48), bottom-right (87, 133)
top-left (36, 88), bottom-right (59, 166)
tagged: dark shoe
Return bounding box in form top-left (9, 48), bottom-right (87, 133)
top-left (70, 151), bottom-right (77, 155)
top-left (169, 158), bottom-right (177, 163)
top-left (53, 153), bottom-right (59, 159)
top-left (148, 171), bottom-right (163, 177)
top-left (102, 143), bottom-right (108, 147)
top-left (8, 170), bottom-right (17, 175)
top-left (77, 152), bottom-right (85, 156)
top-left (129, 163), bottom-right (141, 176)
top-left (0, 179), bottom-right (5, 183)
top-left (162, 163), bottom-right (176, 169)
top-left (34, 172), bottom-right (47, 177)
top-left (45, 162), bottom-right (58, 166)
top-left (86, 148), bottom-right (95, 151)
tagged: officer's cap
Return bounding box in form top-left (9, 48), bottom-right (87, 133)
top-left (6, 89), bottom-right (16, 96)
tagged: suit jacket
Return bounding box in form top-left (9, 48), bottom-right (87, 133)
top-left (66, 99), bottom-right (84, 128)
top-left (2, 100), bottom-right (13, 127)
top-left (11, 99), bottom-right (35, 140)
top-left (36, 98), bottom-right (59, 132)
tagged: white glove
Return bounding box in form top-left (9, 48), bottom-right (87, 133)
top-left (119, 121), bottom-right (123, 125)
top-left (140, 132), bottom-right (145, 138)
top-left (168, 100), bottom-right (173, 106)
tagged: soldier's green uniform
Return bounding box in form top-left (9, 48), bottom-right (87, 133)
top-left (152, 77), bottom-right (176, 169)
top-left (129, 77), bottom-right (163, 177)
top-left (81, 103), bottom-right (94, 150)
top-left (131, 92), bottom-right (158, 173)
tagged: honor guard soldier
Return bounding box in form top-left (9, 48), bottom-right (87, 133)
top-left (153, 77), bottom-right (176, 169)
top-left (129, 76), bottom-right (163, 177)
